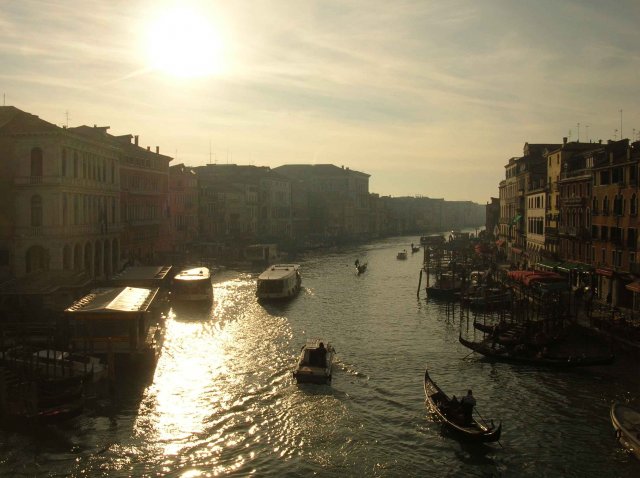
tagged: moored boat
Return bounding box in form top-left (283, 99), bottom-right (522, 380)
top-left (172, 267), bottom-right (213, 303)
top-left (423, 368), bottom-right (501, 443)
top-left (356, 262), bottom-right (368, 274)
top-left (458, 334), bottom-right (615, 367)
top-left (256, 264), bottom-right (302, 300)
top-left (426, 272), bottom-right (462, 300)
top-left (397, 250), bottom-right (408, 260)
top-left (611, 402), bottom-right (640, 459)
top-left (293, 339), bottom-right (334, 384)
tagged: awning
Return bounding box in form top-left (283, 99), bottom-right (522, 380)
top-left (495, 239), bottom-right (505, 247)
top-left (511, 247), bottom-right (523, 255)
top-left (536, 260), bottom-right (562, 271)
top-left (557, 261), bottom-right (593, 273)
top-left (595, 268), bottom-right (614, 277)
top-left (510, 214), bottom-right (522, 225)
top-left (625, 281), bottom-right (640, 293)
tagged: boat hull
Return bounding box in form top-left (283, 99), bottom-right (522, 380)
top-left (458, 335), bottom-right (615, 367)
top-left (293, 341), bottom-right (334, 384)
top-left (611, 402), bottom-right (640, 459)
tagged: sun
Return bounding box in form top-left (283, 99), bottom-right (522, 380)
top-left (145, 7), bottom-right (226, 78)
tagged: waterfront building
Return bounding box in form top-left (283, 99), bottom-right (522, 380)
top-left (499, 143), bottom-right (559, 265)
top-left (498, 157), bottom-right (519, 259)
top-left (274, 164), bottom-right (370, 242)
top-left (485, 197), bottom-right (499, 240)
top-left (543, 139), bottom-right (598, 260)
top-left (590, 139), bottom-right (640, 307)
top-left (71, 127), bottom-right (172, 266)
top-left (167, 164), bottom-right (199, 260)
top-left (525, 185), bottom-right (546, 267)
top-left (557, 145), bottom-right (599, 265)
top-left (0, 107), bottom-right (121, 311)
top-left (194, 164), bottom-right (292, 250)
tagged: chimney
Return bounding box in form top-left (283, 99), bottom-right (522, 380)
top-left (562, 137), bottom-right (567, 145)
top-left (146, 146), bottom-right (150, 151)
top-left (156, 146), bottom-right (159, 154)
top-left (134, 135), bottom-right (139, 146)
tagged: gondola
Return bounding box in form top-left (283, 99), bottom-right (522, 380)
top-left (473, 320), bottom-right (526, 346)
top-left (610, 402), bottom-right (640, 459)
top-left (423, 368), bottom-right (502, 443)
top-left (356, 263), bottom-right (367, 275)
top-left (458, 334), bottom-right (615, 367)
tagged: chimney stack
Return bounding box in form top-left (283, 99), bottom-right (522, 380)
top-left (134, 135), bottom-right (139, 146)
top-left (156, 146), bottom-right (159, 154)
top-left (562, 137), bottom-right (567, 145)
top-left (146, 146), bottom-right (150, 151)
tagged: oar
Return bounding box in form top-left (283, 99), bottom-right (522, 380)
top-left (474, 408), bottom-right (503, 448)
top-left (462, 349), bottom-right (476, 360)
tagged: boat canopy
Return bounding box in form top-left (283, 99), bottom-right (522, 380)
top-left (65, 287), bottom-right (159, 314)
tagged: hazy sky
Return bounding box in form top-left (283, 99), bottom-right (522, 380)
top-left (2, 0), bottom-right (639, 203)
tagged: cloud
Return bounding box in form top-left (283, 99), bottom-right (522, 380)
top-left (2, 0), bottom-right (640, 202)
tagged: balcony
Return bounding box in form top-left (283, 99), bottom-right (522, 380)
top-left (563, 197), bottom-right (585, 207)
top-left (559, 226), bottom-right (591, 239)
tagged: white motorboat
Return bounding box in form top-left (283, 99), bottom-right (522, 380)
top-left (256, 264), bottom-right (301, 300)
top-left (293, 338), bottom-right (335, 384)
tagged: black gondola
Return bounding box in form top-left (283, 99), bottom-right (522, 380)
top-left (423, 367), bottom-right (502, 443)
top-left (458, 334), bottom-right (615, 367)
top-left (356, 263), bottom-right (367, 274)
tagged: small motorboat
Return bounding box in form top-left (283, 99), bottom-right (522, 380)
top-left (293, 338), bottom-right (334, 384)
top-left (611, 402), bottom-right (640, 458)
top-left (397, 250), bottom-right (408, 260)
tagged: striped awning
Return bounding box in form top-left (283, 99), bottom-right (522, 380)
top-left (595, 268), bottom-right (614, 277)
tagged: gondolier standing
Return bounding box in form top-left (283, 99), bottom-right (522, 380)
top-left (461, 390), bottom-right (476, 425)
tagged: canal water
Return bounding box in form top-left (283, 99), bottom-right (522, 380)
top-left (1, 236), bottom-right (639, 477)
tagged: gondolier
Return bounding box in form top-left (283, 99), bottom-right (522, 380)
top-left (460, 390), bottom-right (476, 425)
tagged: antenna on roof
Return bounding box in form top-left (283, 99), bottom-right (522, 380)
top-left (620, 109), bottom-right (623, 140)
top-left (65, 110), bottom-right (70, 127)
top-left (209, 139), bottom-right (212, 164)
top-left (2, 93), bottom-right (5, 106)
top-left (577, 122), bottom-right (580, 142)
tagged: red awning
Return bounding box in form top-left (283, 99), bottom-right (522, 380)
top-left (511, 247), bottom-right (523, 255)
top-left (495, 240), bottom-right (505, 247)
top-left (625, 281), bottom-right (640, 293)
top-left (595, 268), bottom-right (614, 277)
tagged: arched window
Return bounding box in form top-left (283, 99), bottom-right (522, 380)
top-left (631, 194), bottom-right (638, 216)
top-left (30, 147), bottom-right (43, 177)
top-left (592, 196), bottom-right (598, 213)
top-left (73, 151), bottom-right (79, 178)
top-left (603, 196), bottom-right (609, 214)
top-left (30, 195), bottom-right (42, 227)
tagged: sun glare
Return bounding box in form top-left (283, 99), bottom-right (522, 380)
top-left (145, 7), bottom-right (226, 78)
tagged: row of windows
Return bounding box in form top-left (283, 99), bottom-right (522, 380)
top-left (592, 194), bottom-right (638, 216)
top-left (591, 226), bottom-right (637, 247)
top-left (30, 194), bottom-right (117, 227)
